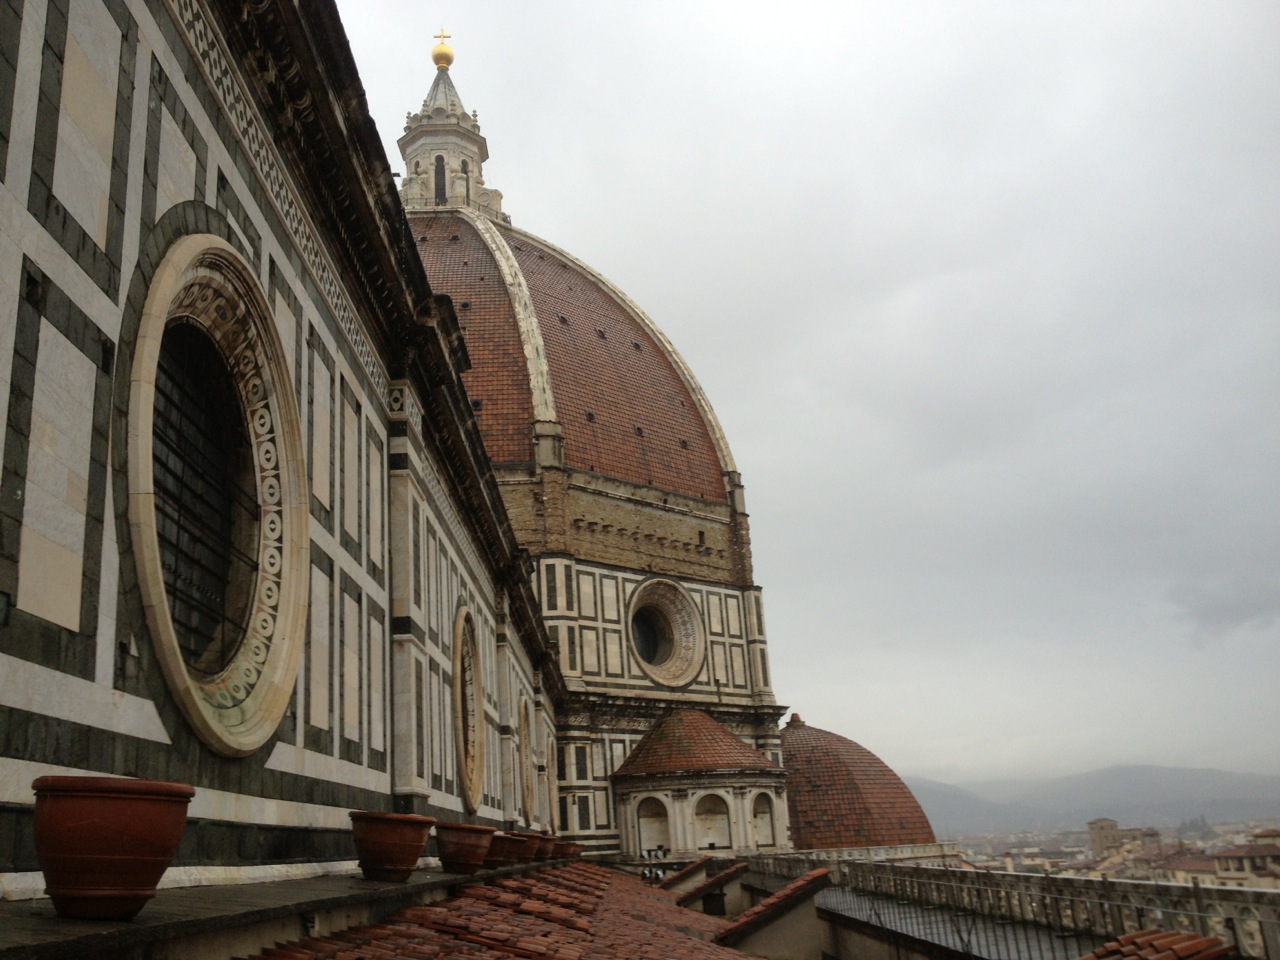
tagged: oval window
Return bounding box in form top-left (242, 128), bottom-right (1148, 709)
top-left (152, 322), bottom-right (258, 675)
top-left (128, 237), bottom-right (309, 757)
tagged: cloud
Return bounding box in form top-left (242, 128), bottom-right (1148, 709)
top-left (1168, 578), bottom-right (1280, 644)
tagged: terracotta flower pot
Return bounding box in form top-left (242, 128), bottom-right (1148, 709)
top-left (508, 831), bottom-right (542, 862)
top-left (32, 775), bottom-right (194, 920)
top-left (552, 840), bottom-right (572, 859)
top-left (534, 835), bottom-right (556, 861)
top-left (434, 822), bottom-right (495, 875)
top-left (349, 812), bottom-right (435, 882)
top-left (482, 833), bottom-right (516, 869)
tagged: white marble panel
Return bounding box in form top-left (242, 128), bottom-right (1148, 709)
top-left (576, 572), bottom-right (596, 619)
top-left (369, 613), bottom-right (384, 753)
top-left (726, 595), bottom-right (742, 638)
top-left (312, 357), bottom-right (331, 508)
top-left (603, 629), bottom-right (622, 676)
top-left (342, 592), bottom-right (360, 737)
top-left (580, 627), bottom-right (599, 675)
top-left (93, 477), bottom-right (119, 684)
top-left (156, 106), bottom-right (196, 218)
top-left (341, 394), bottom-right (359, 540)
top-left (263, 742), bottom-right (389, 796)
top-left (0, 655), bottom-right (170, 758)
top-left (308, 565), bottom-right (331, 731)
top-left (730, 645), bottom-right (747, 688)
top-left (17, 323), bottom-right (95, 628)
top-left (600, 576), bottom-right (618, 622)
top-left (367, 433), bottom-right (383, 563)
top-left (707, 592), bottom-right (724, 635)
top-left (54, 0), bottom-right (119, 247)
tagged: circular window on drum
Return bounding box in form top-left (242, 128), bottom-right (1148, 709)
top-left (128, 237), bottom-right (309, 758)
top-left (626, 579), bottom-right (705, 688)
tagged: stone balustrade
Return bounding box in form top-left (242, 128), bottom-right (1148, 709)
top-left (752, 853), bottom-right (1280, 959)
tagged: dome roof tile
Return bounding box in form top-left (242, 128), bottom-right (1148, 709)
top-left (613, 709), bottom-right (778, 778)
top-left (499, 227), bottom-right (726, 500)
top-left (780, 714), bottom-right (936, 850)
top-left (410, 210), bottom-right (728, 501)
top-left (410, 215), bottom-right (533, 463)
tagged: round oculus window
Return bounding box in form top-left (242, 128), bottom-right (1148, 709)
top-left (626, 579), bottom-right (705, 687)
top-left (631, 605), bottom-right (673, 666)
top-left (127, 237), bottom-right (309, 758)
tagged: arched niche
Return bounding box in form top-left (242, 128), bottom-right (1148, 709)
top-left (695, 793), bottom-right (731, 851)
top-left (752, 792), bottom-right (776, 848)
top-left (637, 796), bottom-right (670, 853)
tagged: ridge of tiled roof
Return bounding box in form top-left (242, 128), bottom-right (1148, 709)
top-left (1215, 843), bottom-right (1280, 857)
top-left (613, 710), bottom-right (779, 778)
top-left (249, 864), bottom-right (750, 960)
top-left (677, 862), bottom-right (751, 907)
top-left (714, 868), bottom-right (831, 948)
top-left (660, 857), bottom-right (715, 890)
top-left (1080, 927), bottom-right (1235, 960)
top-left (1158, 854), bottom-right (1217, 871)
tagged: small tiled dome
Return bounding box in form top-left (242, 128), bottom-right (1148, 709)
top-left (780, 714), bottom-right (935, 850)
top-left (613, 710), bottom-right (778, 778)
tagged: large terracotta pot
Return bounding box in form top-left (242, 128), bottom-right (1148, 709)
top-left (551, 840), bottom-right (572, 859)
top-left (349, 812), bottom-right (435, 882)
top-left (32, 775), bottom-right (195, 920)
top-left (434, 822), bottom-right (495, 875)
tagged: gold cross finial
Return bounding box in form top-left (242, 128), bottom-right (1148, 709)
top-left (431, 26), bottom-right (454, 68)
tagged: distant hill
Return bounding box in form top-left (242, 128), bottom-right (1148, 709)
top-left (904, 765), bottom-right (1280, 837)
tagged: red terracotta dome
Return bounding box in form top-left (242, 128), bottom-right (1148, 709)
top-left (613, 710), bottom-right (778, 778)
top-left (780, 714), bottom-right (935, 850)
top-left (409, 211), bottom-right (732, 503)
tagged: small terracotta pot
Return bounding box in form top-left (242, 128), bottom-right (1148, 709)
top-left (508, 831), bottom-right (542, 862)
top-left (33, 775), bottom-right (194, 920)
top-left (551, 840), bottom-right (572, 859)
top-left (534, 835), bottom-right (556, 861)
top-left (434, 822), bottom-right (495, 875)
top-left (349, 812), bottom-right (435, 882)
top-left (482, 833), bottom-right (516, 869)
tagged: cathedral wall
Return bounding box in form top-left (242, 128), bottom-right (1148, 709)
top-left (0, 0), bottom-right (544, 887)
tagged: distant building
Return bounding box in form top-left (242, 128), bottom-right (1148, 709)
top-left (1212, 830), bottom-right (1280, 889)
top-left (1088, 818), bottom-right (1160, 858)
top-left (1153, 853), bottom-right (1218, 885)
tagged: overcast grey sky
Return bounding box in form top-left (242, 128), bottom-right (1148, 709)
top-left (332, 1), bottom-right (1280, 784)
